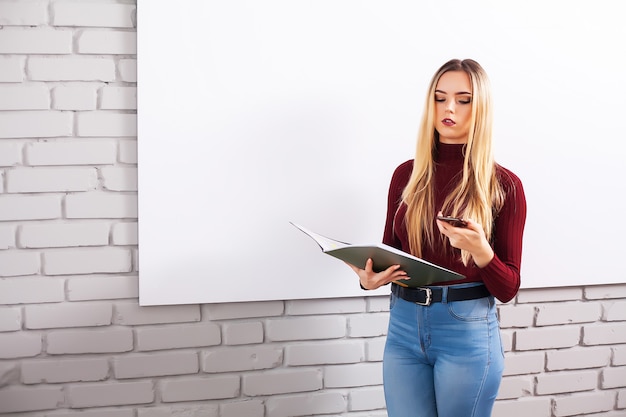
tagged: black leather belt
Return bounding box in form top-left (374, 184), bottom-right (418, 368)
top-left (392, 283), bottom-right (490, 306)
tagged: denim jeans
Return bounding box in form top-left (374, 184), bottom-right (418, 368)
top-left (383, 283), bottom-right (504, 417)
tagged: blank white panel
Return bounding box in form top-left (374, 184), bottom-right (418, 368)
top-left (138, 0), bottom-right (626, 305)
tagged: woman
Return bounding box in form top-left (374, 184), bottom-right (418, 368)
top-left (348, 59), bottom-right (526, 417)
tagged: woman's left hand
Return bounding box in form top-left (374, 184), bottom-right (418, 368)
top-left (436, 213), bottom-right (494, 267)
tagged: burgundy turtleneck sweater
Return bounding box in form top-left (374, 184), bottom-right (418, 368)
top-left (383, 142), bottom-right (527, 303)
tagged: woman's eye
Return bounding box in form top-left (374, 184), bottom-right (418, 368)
top-left (458, 99), bottom-right (471, 104)
top-left (435, 97), bottom-right (445, 102)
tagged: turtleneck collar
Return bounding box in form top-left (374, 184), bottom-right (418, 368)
top-left (435, 140), bottom-right (466, 164)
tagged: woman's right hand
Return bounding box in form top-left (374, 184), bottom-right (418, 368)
top-left (346, 259), bottom-right (408, 290)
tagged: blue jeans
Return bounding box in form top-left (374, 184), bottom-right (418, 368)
top-left (383, 283), bottom-right (504, 417)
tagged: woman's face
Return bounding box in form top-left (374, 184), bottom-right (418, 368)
top-left (434, 70), bottom-right (473, 144)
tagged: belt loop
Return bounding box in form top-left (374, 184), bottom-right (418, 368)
top-left (441, 286), bottom-right (449, 304)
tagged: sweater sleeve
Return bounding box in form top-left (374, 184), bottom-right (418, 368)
top-left (480, 167), bottom-right (527, 303)
top-left (382, 160), bottom-right (413, 248)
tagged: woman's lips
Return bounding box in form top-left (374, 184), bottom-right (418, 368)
top-left (442, 118), bottom-right (455, 127)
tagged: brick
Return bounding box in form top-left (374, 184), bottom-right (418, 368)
top-left (52, 2), bottom-right (136, 28)
top-left (100, 86), bottom-right (137, 110)
top-left (349, 386), bottom-right (386, 411)
top-left (220, 400), bottom-right (264, 417)
top-left (535, 301), bottom-right (601, 326)
top-left (43, 247), bottom-right (132, 275)
top-left (67, 381), bottom-right (154, 408)
top-left (0, 27), bottom-right (72, 54)
top-left (20, 221), bottom-right (109, 248)
top-left (517, 287), bottom-right (583, 303)
top-left (497, 375), bottom-right (533, 399)
top-left (113, 301), bottom-right (200, 325)
top-left (265, 392), bottom-right (346, 417)
top-left (160, 376), bottom-right (239, 402)
top-left (0, 277), bottom-right (64, 304)
top-left (28, 57), bottom-right (116, 82)
top-left (53, 411), bottom-right (134, 417)
top-left (619, 389), bottom-right (626, 408)
top-left (348, 313), bottom-right (389, 337)
top-left (118, 139), bottom-right (137, 163)
top-left (52, 84), bottom-right (99, 110)
top-left (285, 340), bottom-right (363, 366)
top-left (0, 361), bottom-right (19, 387)
top-left (136, 323), bottom-right (220, 351)
top-left (67, 274), bottom-right (139, 301)
top-left (25, 302), bottom-right (112, 329)
top-left (546, 346), bottom-right (611, 371)
top-left (503, 351), bottom-right (545, 376)
top-left (0, 83), bottom-right (49, 110)
top-left (614, 345), bottom-right (626, 366)
top-left (0, 194), bottom-right (61, 221)
top-left (65, 192), bottom-right (138, 219)
top-left (204, 300), bottom-right (283, 320)
top-left (223, 321), bottom-right (263, 345)
top-left (0, 224), bottom-right (15, 249)
top-left (0, 307), bottom-right (21, 332)
top-left (202, 346), bottom-right (282, 373)
top-left (584, 322), bottom-right (626, 345)
top-left (501, 329), bottom-right (513, 352)
top-left (365, 337), bottom-right (386, 361)
top-left (101, 167), bottom-right (138, 191)
top-left (77, 30), bottom-right (136, 55)
top-left (7, 167), bottom-right (98, 193)
top-left (498, 304), bottom-right (535, 328)
top-left (25, 139), bottom-right (117, 166)
top-left (0, 110), bottom-right (72, 138)
top-left (118, 59), bottom-right (137, 82)
top-left (243, 368), bottom-right (322, 396)
top-left (602, 366), bottom-right (626, 388)
top-left (138, 406), bottom-right (217, 417)
top-left (367, 294), bottom-right (391, 312)
top-left (324, 363), bottom-right (383, 388)
top-left (114, 351), bottom-right (198, 379)
top-left (0, 332), bottom-right (42, 358)
top-left (0, 250), bottom-right (40, 277)
top-left (492, 397), bottom-right (552, 417)
top-left (286, 297), bottom-right (365, 315)
top-left (585, 284), bottom-right (626, 300)
top-left (76, 112), bottom-right (136, 137)
top-left (0, 0), bottom-right (47, 25)
top-left (0, 141), bottom-right (21, 167)
top-left (0, 56), bottom-right (24, 82)
top-left (47, 328), bottom-right (132, 354)
top-left (266, 316), bottom-right (346, 341)
top-left (516, 325), bottom-right (580, 350)
top-left (0, 386), bottom-right (64, 413)
top-left (21, 357), bottom-right (109, 384)
top-left (536, 370), bottom-right (598, 394)
top-left (604, 300), bottom-right (626, 321)
top-left (553, 390), bottom-right (615, 416)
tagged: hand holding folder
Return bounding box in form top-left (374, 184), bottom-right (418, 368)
top-left (291, 222), bottom-right (464, 287)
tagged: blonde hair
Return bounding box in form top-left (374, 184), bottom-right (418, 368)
top-left (401, 59), bottom-right (505, 265)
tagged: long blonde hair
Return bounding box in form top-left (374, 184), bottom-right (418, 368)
top-left (401, 59), bottom-right (505, 265)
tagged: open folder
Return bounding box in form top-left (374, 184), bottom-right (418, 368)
top-left (291, 222), bottom-right (464, 287)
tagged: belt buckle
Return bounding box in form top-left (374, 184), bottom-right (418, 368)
top-left (415, 287), bottom-right (432, 306)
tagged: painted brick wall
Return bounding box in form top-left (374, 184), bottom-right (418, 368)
top-left (0, 1), bottom-right (625, 416)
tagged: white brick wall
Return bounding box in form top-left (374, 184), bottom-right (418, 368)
top-left (0, 1), bottom-right (624, 416)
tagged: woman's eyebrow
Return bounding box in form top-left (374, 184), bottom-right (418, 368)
top-left (435, 89), bottom-right (472, 95)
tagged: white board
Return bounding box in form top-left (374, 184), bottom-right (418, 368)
top-left (138, 0), bottom-right (626, 305)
